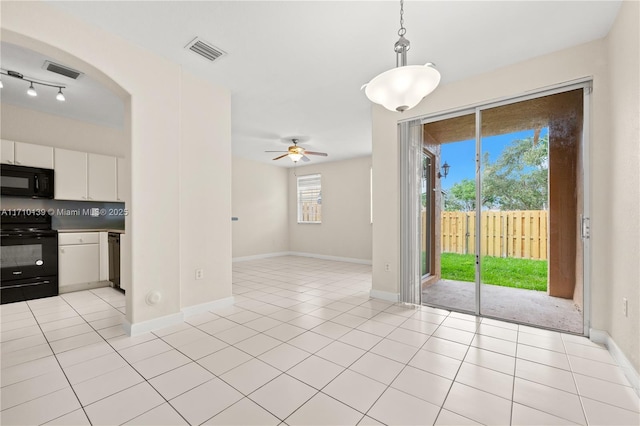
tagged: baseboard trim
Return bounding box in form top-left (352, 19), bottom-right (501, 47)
top-left (182, 296), bottom-right (235, 317)
top-left (590, 328), bottom-right (640, 396)
top-left (289, 251), bottom-right (372, 265)
top-left (123, 312), bottom-right (184, 337)
top-left (369, 289), bottom-right (399, 302)
top-left (232, 252), bottom-right (291, 262)
top-left (233, 251), bottom-right (373, 265)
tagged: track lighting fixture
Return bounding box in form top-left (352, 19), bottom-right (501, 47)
top-left (0, 70), bottom-right (67, 102)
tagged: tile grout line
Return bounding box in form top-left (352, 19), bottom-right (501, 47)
top-left (17, 295), bottom-right (93, 424)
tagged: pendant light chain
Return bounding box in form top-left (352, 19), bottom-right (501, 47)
top-left (398, 0), bottom-right (406, 36)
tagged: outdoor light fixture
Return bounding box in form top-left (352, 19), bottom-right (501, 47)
top-left (0, 70), bottom-right (67, 102)
top-left (362, 0), bottom-right (441, 112)
top-left (438, 161), bottom-right (450, 179)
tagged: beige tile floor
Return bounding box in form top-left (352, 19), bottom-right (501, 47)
top-left (1, 256), bottom-right (638, 425)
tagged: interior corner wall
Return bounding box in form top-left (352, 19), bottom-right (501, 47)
top-left (603, 0), bottom-right (640, 372)
top-left (179, 72), bottom-right (232, 308)
top-left (288, 156), bottom-right (373, 263)
top-left (2, 1), bottom-right (232, 326)
top-left (231, 157), bottom-right (289, 259)
top-left (0, 103), bottom-right (128, 157)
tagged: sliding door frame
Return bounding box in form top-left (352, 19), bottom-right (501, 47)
top-left (407, 78), bottom-right (592, 334)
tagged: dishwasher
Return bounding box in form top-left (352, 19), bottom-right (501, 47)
top-left (108, 232), bottom-right (122, 292)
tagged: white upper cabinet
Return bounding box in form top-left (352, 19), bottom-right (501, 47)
top-left (88, 153), bottom-right (117, 201)
top-left (14, 142), bottom-right (54, 169)
top-left (54, 148), bottom-right (88, 200)
top-left (54, 148), bottom-right (118, 202)
top-left (1, 140), bottom-right (53, 168)
top-left (1, 139), bottom-right (15, 164)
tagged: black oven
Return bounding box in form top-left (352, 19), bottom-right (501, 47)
top-left (1, 164), bottom-right (54, 199)
top-left (1, 213), bottom-right (58, 304)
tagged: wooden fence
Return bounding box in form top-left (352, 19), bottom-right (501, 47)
top-left (300, 202), bottom-right (322, 222)
top-left (439, 210), bottom-right (548, 260)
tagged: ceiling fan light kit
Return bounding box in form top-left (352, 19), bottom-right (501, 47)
top-left (266, 138), bottom-right (328, 163)
top-left (363, 0), bottom-right (441, 112)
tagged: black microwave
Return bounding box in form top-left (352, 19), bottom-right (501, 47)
top-left (1, 164), bottom-right (54, 199)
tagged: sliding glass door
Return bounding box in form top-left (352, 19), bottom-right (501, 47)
top-left (422, 112), bottom-right (477, 314)
top-left (420, 86), bottom-right (588, 333)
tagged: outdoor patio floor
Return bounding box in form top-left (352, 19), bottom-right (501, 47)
top-left (422, 279), bottom-right (583, 334)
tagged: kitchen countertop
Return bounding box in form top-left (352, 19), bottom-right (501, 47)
top-left (55, 229), bottom-right (125, 234)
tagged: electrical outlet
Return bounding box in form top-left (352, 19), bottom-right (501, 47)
top-left (623, 297), bottom-right (628, 317)
top-left (195, 269), bottom-right (204, 280)
top-left (385, 263), bottom-right (391, 272)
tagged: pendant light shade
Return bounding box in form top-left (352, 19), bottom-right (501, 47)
top-left (363, 0), bottom-right (441, 113)
top-left (364, 64), bottom-right (440, 113)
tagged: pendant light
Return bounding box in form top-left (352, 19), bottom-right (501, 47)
top-left (363, 0), bottom-right (441, 112)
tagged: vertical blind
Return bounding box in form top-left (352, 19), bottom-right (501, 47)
top-left (297, 174), bottom-right (322, 223)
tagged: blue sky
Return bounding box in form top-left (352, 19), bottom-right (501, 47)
top-left (439, 128), bottom-right (549, 191)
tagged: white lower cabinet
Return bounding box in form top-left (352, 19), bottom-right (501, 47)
top-left (59, 232), bottom-right (100, 292)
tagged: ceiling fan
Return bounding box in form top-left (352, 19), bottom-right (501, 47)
top-left (265, 139), bottom-right (328, 163)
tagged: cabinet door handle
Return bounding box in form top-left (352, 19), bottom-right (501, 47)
top-left (87, 196), bottom-right (93, 200)
top-left (15, 160), bottom-right (21, 165)
top-left (79, 238), bottom-right (83, 243)
top-left (81, 196), bottom-right (87, 200)
top-left (7, 160), bottom-right (13, 164)
top-left (60, 248), bottom-right (65, 254)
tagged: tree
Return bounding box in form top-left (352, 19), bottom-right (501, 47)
top-left (444, 135), bottom-right (548, 212)
top-left (445, 179), bottom-right (476, 211)
top-left (482, 135), bottom-right (548, 210)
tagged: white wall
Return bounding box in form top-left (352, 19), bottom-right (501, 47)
top-left (288, 156), bottom-right (373, 263)
top-left (602, 0), bottom-right (639, 373)
top-left (372, 4), bottom-right (639, 372)
top-left (232, 157), bottom-right (289, 259)
top-left (0, 103), bottom-right (127, 157)
top-left (179, 72), bottom-right (232, 308)
top-left (2, 1), bottom-right (232, 327)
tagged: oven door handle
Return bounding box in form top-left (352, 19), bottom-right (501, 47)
top-left (2, 280), bottom-right (51, 290)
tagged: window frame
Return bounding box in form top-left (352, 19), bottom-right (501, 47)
top-left (296, 173), bottom-right (322, 224)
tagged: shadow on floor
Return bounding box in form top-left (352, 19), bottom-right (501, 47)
top-left (422, 279), bottom-right (583, 334)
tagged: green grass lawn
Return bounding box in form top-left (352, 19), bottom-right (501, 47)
top-left (427, 252), bottom-right (547, 292)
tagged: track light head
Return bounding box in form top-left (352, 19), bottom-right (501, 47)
top-left (27, 83), bottom-right (37, 97)
top-left (56, 88), bottom-right (65, 102)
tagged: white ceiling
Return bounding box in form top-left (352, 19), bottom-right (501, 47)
top-left (5, 1), bottom-right (622, 167)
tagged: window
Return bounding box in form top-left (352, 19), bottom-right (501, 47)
top-left (297, 174), bottom-right (322, 223)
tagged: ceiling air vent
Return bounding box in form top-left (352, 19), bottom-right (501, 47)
top-left (185, 37), bottom-right (226, 62)
top-left (43, 61), bottom-right (82, 80)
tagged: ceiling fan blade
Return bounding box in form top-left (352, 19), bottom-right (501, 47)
top-left (272, 154), bottom-right (289, 160)
top-left (265, 150), bottom-right (288, 153)
top-left (301, 155), bottom-right (310, 162)
top-left (304, 151), bottom-right (328, 157)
